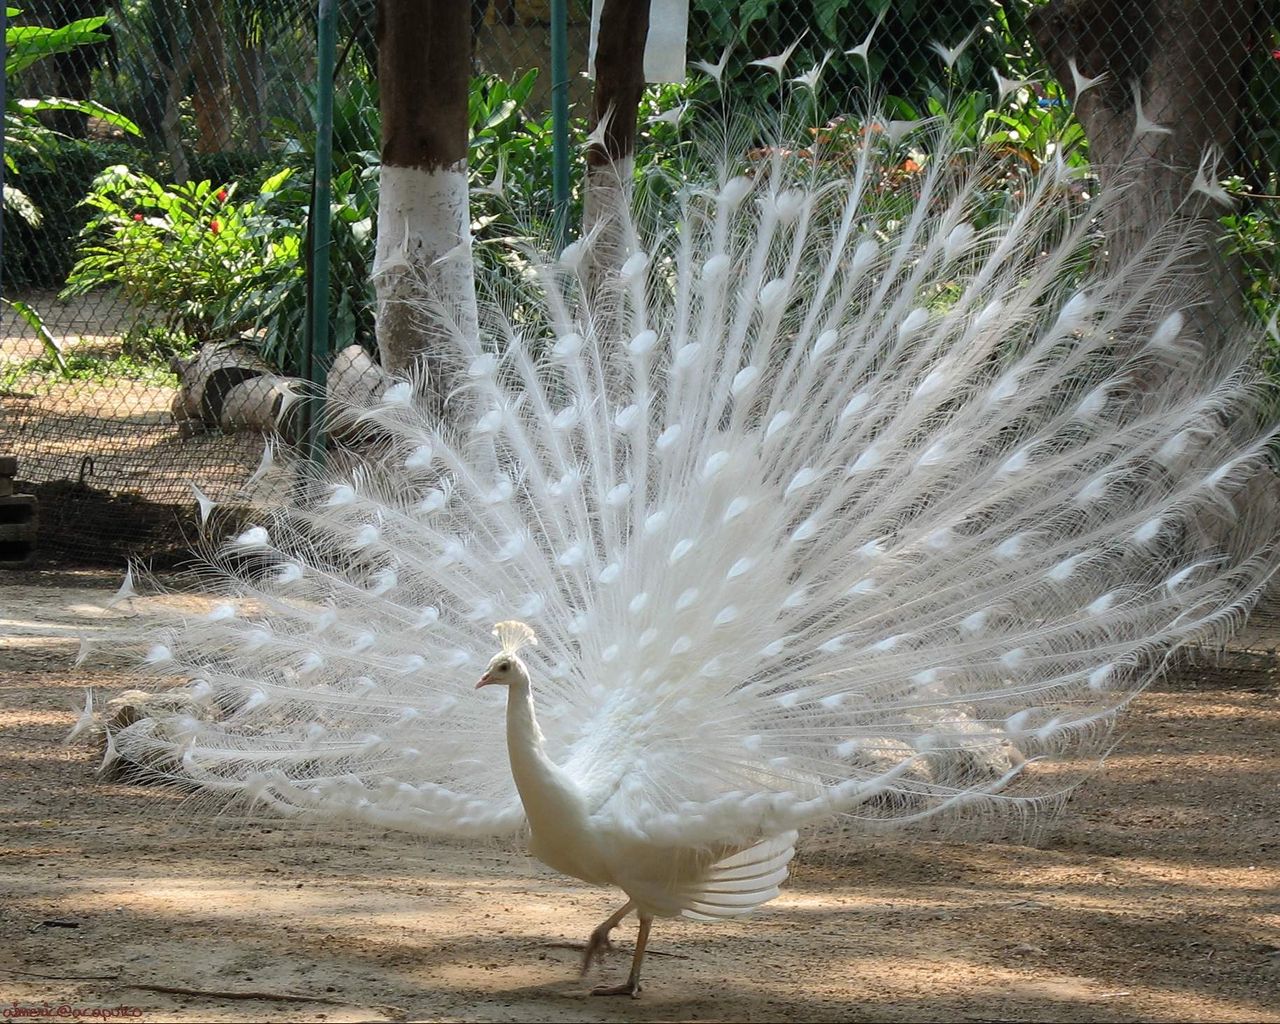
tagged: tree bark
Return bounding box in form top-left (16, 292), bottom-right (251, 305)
top-left (158, 7), bottom-right (191, 183)
top-left (1028, 0), bottom-right (1260, 349)
top-left (231, 32), bottom-right (265, 156)
top-left (582, 0), bottom-right (651, 334)
top-left (373, 0), bottom-right (478, 406)
top-left (189, 0), bottom-right (233, 154)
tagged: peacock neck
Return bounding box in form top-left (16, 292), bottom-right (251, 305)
top-left (505, 681), bottom-right (547, 767)
top-left (504, 680), bottom-right (585, 828)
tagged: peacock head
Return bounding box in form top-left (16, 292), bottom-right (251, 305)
top-left (475, 620), bottom-right (538, 690)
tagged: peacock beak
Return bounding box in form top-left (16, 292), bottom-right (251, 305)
top-left (475, 673), bottom-right (494, 688)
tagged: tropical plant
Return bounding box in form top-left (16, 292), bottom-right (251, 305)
top-left (4, 7), bottom-right (141, 226)
top-left (687, 0), bottom-right (1038, 108)
top-left (215, 161), bottom-right (379, 374)
top-left (61, 165), bottom-right (296, 354)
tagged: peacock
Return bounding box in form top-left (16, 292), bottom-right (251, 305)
top-left (88, 71), bottom-right (1280, 997)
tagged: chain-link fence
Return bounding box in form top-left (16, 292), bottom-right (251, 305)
top-left (1, 0), bottom-right (1276, 566)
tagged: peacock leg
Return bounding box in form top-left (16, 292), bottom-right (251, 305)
top-left (580, 900), bottom-right (635, 975)
top-left (591, 912), bottom-right (652, 998)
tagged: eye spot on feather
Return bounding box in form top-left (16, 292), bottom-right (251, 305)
top-left (812, 329), bottom-right (838, 358)
top-left (732, 366), bottom-right (762, 395)
top-left (629, 329), bottom-right (658, 355)
top-left (644, 509), bottom-right (670, 534)
top-left (670, 539), bottom-right (695, 563)
top-left (727, 558), bottom-right (754, 579)
top-left (714, 605), bottom-right (739, 626)
top-left (839, 392), bottom-right (870, 422)
top-left (656, 424), bottom-right (683, 450)
top-left (674, 343), bottom-right (704, 370)
top-left (758, 279), bottom-right (788, 310)
top-left (552, 333), bottom-right (583, 358)
top-left (474, 409), bottom-right (503, 434)
top-left (701, 254), bottom-right (731, 281)
top-left (790, 518), bottom-right (817, 542)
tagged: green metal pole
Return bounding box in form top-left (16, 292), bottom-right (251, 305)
top-left (305, 0), bottom-right (337, 471)
top-left (550, 0), bottom-right (571, 251)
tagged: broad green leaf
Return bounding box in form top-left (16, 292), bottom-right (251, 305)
top-left (5, 298), bottom-right (68, 376)
top-left (5, 17), bottom-right (109, 75)
top-left (12, 96), bottom-right (141, 136)
top-left (260, 168), bottom-right (294, 194)
top-left (814, 0), bottom-right (852, 41)
top-left (737, 0), bottom-right (775, 39)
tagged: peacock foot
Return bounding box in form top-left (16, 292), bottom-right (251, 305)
top-left (591, 980), bottom-right (641, 998)
top-left (579, 928), bottom-right (615, 974)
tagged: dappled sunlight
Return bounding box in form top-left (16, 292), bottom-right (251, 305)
top-left (2, 576), bottom-right (1278, 1022)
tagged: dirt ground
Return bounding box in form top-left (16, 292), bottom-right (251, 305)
top-left (1, 291), bottom-right (286, 564)
top-left (2, 569), bottom-right (1278, 1023)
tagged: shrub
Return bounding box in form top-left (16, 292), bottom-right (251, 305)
top-left (62, 166), bottom-right (298, 350)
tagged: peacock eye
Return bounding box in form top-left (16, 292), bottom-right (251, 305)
top-left (498, 660), bottom-right (511, 671)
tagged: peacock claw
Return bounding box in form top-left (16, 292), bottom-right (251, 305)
top-left (591, 980), bottom-right (641, 998)
top-left (579, 930), bottom-right (615, 974)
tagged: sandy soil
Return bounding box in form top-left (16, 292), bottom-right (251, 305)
top-left (1, 570), bottom-right (1278, 1023)
top-left (1, 292), bottom-right (281, 564)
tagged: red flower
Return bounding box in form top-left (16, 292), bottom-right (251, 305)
top-left (216, 188), bottom-right (228, 202)
top-left (1272, 48), bottom-right (1280, 60)
top-left (132, 213), bottom-right (144, 221)
top-left (209, 219), bottom-right (221, 234)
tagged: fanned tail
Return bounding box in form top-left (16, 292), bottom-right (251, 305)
top-left (96, 98), bottom-right (1280, 855)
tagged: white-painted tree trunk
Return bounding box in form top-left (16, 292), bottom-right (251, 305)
top-left (581, 156), bottom-right (635, 344)
top-left (373, 163), bottom-right (479, 383)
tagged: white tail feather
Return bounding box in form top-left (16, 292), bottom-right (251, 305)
top-left (97, 105), bottom-right (1280, 861)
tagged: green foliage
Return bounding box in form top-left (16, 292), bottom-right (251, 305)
top-left (62, 166), bottom-right (299, 349)
top-left (469, 70), bottom-right (560, 234)
top-left (1221, 188), bottom-right (1280, 354)
top-left (240, 81), bottom-right (381, 374)
top-left (1, 138), bottom-right (284, 290)
top-left (883, 80), bottom-right (1085, 168)
top-left (3, 8), bottom-right (141, 214)
top-left (688, 0), bottom-right (1031, 107)
top-left (1, 296), bottom-right (67, 375)
top-left (220, 163), bottom-right (379, 375)
top-left (1241, 28), bottom-right (1280, 196)
top-left (117, 322), bottom-right (200, 363)
top-left (0, 349), bottom-right (178, 392)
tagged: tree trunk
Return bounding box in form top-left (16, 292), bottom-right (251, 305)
top-left (1028, 0), bottom-right (1260, 349)
top-left (582, 0), bottom-right (651, 334)
top-left (373, 0), bottom-right (477, 406)
top-left (231, 32), bottom-right (265, 156)
top-left (159, 8), bottom-right (191, 183)
top-left (189, 0), bottom-right (233, 154)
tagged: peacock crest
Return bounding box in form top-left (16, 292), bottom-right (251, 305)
top-left (493, 620), bottom-right (538, 656)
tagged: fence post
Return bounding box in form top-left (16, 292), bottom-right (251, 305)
top-left (550, 0), bottom-right (571, 251)
top-left (304, 0), bottom-right (338, 473)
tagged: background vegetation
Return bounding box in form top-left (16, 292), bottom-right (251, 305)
top-left (3, 0), bottom-right (1278, 381)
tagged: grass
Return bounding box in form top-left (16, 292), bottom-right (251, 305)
top-left (0, 349), bottom-right (178, 391)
